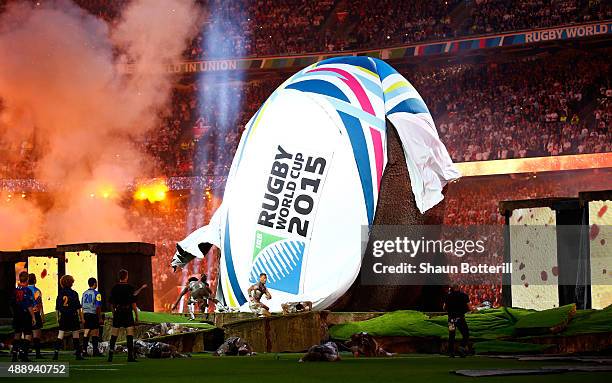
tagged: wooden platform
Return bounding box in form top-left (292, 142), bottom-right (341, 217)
top-left (215, 311), bottom-right (384, 353)
top-left (208, 311), bottom-right (383, 328)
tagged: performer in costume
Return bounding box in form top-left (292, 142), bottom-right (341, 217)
top-left (247, 273), bottom-right (272, 317)
top-left (172, 274), bottom-right (219, 320)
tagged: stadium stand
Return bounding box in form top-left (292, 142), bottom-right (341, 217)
top-left (65, 0), bottom-right (612, 57)
top-left (140, 47), bottom-right (610, 176)
top-left (1, 47), bottom-right (610, 177)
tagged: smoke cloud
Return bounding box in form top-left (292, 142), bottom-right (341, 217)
top-left (0, 0), bottom-right (202, 249)
top-left (0, 191), bottom-right (43, 250)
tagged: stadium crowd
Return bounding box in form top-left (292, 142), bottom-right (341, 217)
top-left (467, 0), bottom-right (610, 35)
top-left (137, 77), bottom-right (283, 179)
top-left (414, 49), bottom-right (612, 161)
top-left (182, 0), bottom-right (612, 57)
top-left (3, 0), bottom-right (607, 57)
top-left (336, 0), bottom-right (612, 51)
top-left (125, 47), bottom-right (612, 177)
top-left (341, 0), bottom-right (459, 50)
top-left (2, 48), bottom-right (610, 180)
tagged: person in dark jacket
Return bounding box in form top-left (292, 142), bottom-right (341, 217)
top-left (443, 285), bottom-right (472, 357)
top-left (107, 269), bottom-right (139, 362)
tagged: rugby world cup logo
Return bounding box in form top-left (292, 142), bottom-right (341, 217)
top-left (250, 145), bottom-right (329, 295)
top-left (249, 230), bottom-right (306, 294)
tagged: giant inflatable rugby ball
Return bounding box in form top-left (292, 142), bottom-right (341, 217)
top-left (172, 56), bottom-right (460, 312)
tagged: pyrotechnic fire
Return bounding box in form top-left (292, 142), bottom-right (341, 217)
top-left (204, 186), bottom-right (212, 201)
top-left (0, 0), bottom-right (202, 246)
top-left (88, 185), bottom-right (116, 200)
top-left (134, 179), bottom-right (168, 203)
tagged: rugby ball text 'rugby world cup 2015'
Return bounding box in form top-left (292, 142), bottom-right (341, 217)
top-left (172, 56), bottom-right (460, 313)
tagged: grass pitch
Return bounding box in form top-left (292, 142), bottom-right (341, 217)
top-left (4, 352), bottom-right (612, 383)
top-left (0, 311), bottom-right (215, 336)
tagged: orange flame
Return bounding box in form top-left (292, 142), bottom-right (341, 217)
top-left (134, 179), bottom-right (168, 203)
